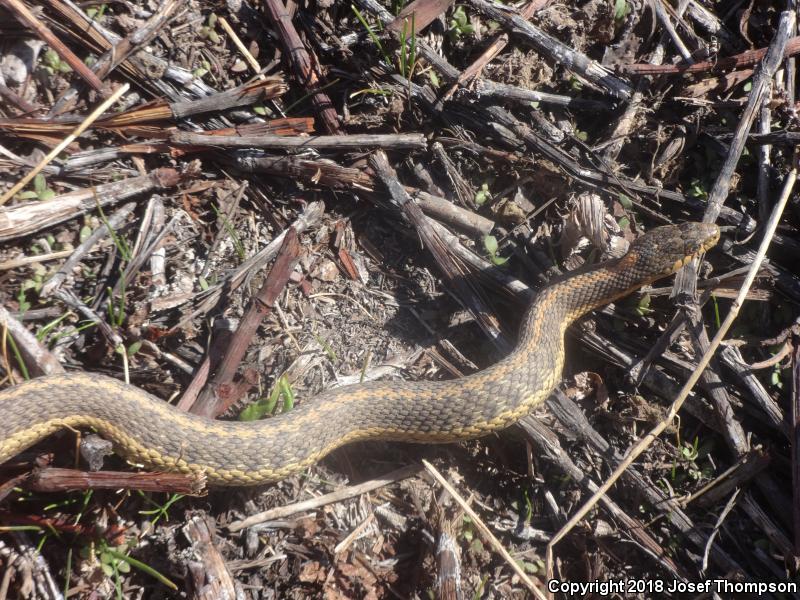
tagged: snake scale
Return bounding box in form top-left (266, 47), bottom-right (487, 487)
top-left (0, 223), bottom-right (719, 485)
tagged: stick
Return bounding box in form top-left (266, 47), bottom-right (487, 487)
top-left (29, 467), bottom-right (204, 494)
top-left (621, 35), bottom-right (800, 75)
top-left (422, 460), bottom-right (548, 599)
top-left (227, 464), bottom-right (422, 531)
top-left (191, 229), bottom-right (300, 417)
top-left (218, 16), bottom-right (263, 78)
top-left (170, 131), bottom-right (426, 150)
top-left (263, 0), bottom-right (340, 133)
top-left (703, 12), bottom-right (793, 223)
top-left (470, 0), bottom-right (632, 99)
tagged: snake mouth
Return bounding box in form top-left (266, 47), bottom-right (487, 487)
top-left (678, 222), bottom-right (721, 258)
top-left (702, 227), bottom-right (721, 252)
top-left (670, 256), bottom-right (691, 272)
top-left (690, 222), bottom-right (721, 254)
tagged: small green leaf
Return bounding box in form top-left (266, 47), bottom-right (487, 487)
top-left (80, 225), bottom-right (92, 242)
top-left (34, 174), bottom-right (47, 194)
top-left (483, 234), bottom-right (498, 254)
top-left (239, 376), bottom-right (288, 421)
top-left (17, 288), bottom-right (31, 313)
top-left (127, 341), bottom-right (142, 356)
top-left (483, 234), bottom-right (509, 266)
top-left (314, 334), bottom-right (338, 361)
top-left (618, 193), bottom-right (633, 209)
top-left (279, 376), bottom-right (294, 411)
top-left (474, 183), bottom-right (490, 205)
top-left (613, 0), bottom-right (630, 21)
top-left (636, 293), bottom-right (652, 316)
top-left (238, 403), bottom-right (262, 422)
top-left (448, 6), bottom-right (475, 38)
top-left (89, 3), bottom-right (107, 19)
top-left (103, 547), bottom-right (177, 590)
top-left (43, 49), bottom-right (60, 70)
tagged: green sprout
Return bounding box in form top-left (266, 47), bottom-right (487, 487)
top-left (483, 234), bottom-right (509, 266)
top-left (448, 6), bottom-right (474, 40)
top-left (239, 374), bottom-right (295, 421)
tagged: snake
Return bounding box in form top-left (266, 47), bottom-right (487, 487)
top-left (0, 222), bottom-right (719, 486)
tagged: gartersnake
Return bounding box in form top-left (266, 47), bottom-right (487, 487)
top-left (0, 223), bottom-right (719, 486)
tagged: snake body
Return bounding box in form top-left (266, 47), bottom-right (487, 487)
top-left (0, 223), bottom-right (719, 486)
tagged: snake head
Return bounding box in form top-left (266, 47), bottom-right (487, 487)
top-left (628, 222), bottom-right (720, 278)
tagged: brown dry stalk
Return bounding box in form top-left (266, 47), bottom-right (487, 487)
top-left (622, 35), bottom-right (800, 75)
